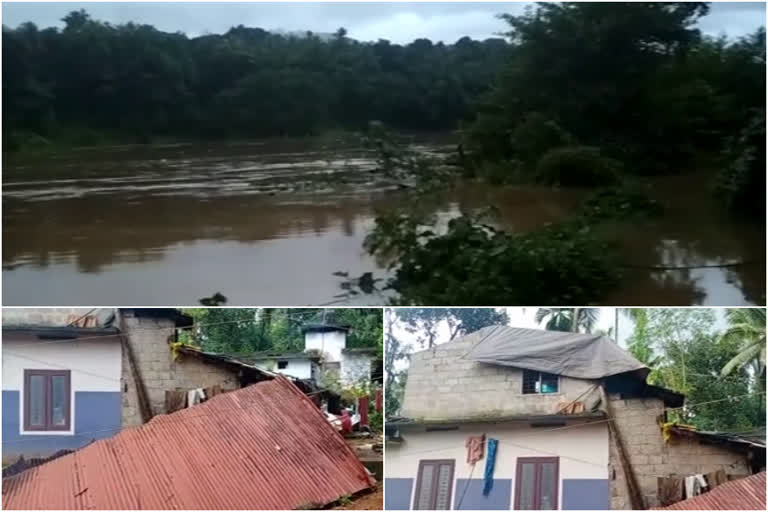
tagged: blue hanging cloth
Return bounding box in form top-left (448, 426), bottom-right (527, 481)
top-left (483, 438), bottom-right (498, 496)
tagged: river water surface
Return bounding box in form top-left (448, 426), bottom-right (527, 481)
top-left (3, 137), bottom-right (764, 305)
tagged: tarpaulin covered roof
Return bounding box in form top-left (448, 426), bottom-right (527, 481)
top-left (2, 377), bottom-right (375, 510)
top-left (654, 472), bottom-right (766, 510)
top-left (463, 326), bottom-right (649, 380)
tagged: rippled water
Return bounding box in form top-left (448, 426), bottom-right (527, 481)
top-left (2, 138), bottom-right (764, 305)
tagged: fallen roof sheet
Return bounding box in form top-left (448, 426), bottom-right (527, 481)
top-left (654, 472), bottom-right (766, 510)
top-left (669, 424), bottom-right (766, 449)
top-left (463, 325), bottom-right (649, 380)
top-left (2, 377), bottom-right (375, 510)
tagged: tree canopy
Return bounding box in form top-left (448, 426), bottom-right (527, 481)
top-left (179, 308), bottom-right (382, 357)
top-left (3, 11), bottom-right (508, 148)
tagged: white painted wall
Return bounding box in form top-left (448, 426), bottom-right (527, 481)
top-left (252, 358), bottom-right (314, 380)
top-left (386, 422), bottom-right (609, 509)
top-left (341, 352), bottom-right (372, 387)
top-left (304, 330), bottom-right (347, 362)
top-left (2, 334), bottom-right (122, 435)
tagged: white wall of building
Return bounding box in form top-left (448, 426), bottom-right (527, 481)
top-left (304, 330), bottom-right (347, 362)
top-left (386, 421), bottom-right (609, 509)
top-left (252, 358), bottom-right (314, 380)
top-left (2, 335), bottom-right (122, 435)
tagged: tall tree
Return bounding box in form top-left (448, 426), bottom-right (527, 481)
top-left (535, 308), bottom-right (599, 333)
top-left (720, 308), bottom-right (766, 377)
top-left (394, 308), bottom-right (509, 348)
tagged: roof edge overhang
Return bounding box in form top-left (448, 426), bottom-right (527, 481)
top-left (388, 411), bottom-right (607, 430)
top-left (121, 308), bottom-right (194, 328)
top-left (2, 325), bottom-right (121, 340)
top-left (301, 323), bottom-right (350, 333)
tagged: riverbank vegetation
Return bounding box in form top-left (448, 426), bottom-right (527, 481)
top-left (353, 2), bottom-right (765, 304)
top-left (2, 10), bottom-right (507, 150)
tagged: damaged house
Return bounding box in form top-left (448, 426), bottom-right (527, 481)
top-left (2, 377), bottom-right (376, 509)
top-left (385, 326), bottom-right (765, 510)
top-left (1, 308), bottom-right (352, 462)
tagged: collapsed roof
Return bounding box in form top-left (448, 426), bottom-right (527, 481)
top-left (654, 471), bottom-right (766, 510)
top-left (463, 326), bottom-right (649, 380)
top-left (2, 377), bottom-right (375, 510)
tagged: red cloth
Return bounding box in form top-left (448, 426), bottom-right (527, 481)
top-left (466, 434), bottom-right (486, 464)
top-left (359, 397), bottom-right (369, 427)
top-left (340, 411), bottom-right (353, 434)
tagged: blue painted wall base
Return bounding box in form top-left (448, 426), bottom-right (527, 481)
top-left (562, 479), bottom-right (611, 510)
top-left (2, 390), bottom-right (121, 461)
top-left (454, 478), bottom-right (512, 510)
top-left (385, 478), bottom-right (414, 510)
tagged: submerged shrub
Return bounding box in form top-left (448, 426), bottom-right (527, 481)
top-left (581, 185), bottom-right (663, 220)
top-left (475, 159), bottom-right (524, 185)
top-left (365, 212), bottom-right (618, 305)
top-left (716, 112), bottom-right (766, 220)
top-left (510, 112), bottom-right (573, 165)
top-left (535, 146), bottom-right (622, 187)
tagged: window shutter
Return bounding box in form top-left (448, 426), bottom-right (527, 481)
top-left (415, 464), bottom-right (435, 510)
top-left (434, 463), bottom-right (453, 509)
top-left (414, 460), bottom-right (455, 510)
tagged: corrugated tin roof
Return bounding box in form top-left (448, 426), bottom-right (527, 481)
top-left (655, 472), bottom-right (766, 510)
top-left (2, 377), bottom-right (375, 510)
top-left (669, 424), bottom-right (767, 449)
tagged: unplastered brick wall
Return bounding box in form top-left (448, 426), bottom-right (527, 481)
top-left (341, 352), bottom-right (372, 387)
top-left (120, 312), bottom-right (238, 427)
top-left (402, 329), bottom-right (599, 420)
top-left (608, 394), bottom-right (750, 509)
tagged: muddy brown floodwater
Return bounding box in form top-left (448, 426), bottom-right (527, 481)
top-left (2, 137), bottom-right (765, 306)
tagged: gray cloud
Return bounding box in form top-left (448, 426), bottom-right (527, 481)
top-left (2, 2), bottom-right (764, 43)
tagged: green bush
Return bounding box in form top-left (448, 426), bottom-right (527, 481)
top-left (476, 159), bottom-right (524, 185)
top-left (581, 185), bottom-right (663, 220)
top-left (716, 112), bottom-right (766, 219)
top-left (510, 112), bottom-right (573, 165)
top-left (366, 212), bottom-right (618, 305)
top-left (535, 146), bottom-right (622, 187)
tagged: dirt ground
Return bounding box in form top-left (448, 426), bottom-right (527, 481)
top-left (333, 487), bottom-right (383, 510)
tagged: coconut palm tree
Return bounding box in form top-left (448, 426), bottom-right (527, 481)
top-left (721, 308), bottom-right (766, 376)
top-left (535, 308), bottom-right (599, 333)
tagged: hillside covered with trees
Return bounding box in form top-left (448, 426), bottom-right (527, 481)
top-left (3, 9), bottom-right (508, 148)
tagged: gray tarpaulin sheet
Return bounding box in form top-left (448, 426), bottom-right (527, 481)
top-left (463, 326), bottom-right (649, 380)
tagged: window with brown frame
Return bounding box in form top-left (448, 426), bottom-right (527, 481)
top-left (24, 369), bottom-right (71, 431)
top-left (515, 457), bottom-right (559, 510)
top-left (413, 459), bottom-right (455, 510)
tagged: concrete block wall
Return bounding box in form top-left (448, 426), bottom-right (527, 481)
top-left (341, 352), bottom-right (372, 387)
top-left (402, 329), bottom-right (599, 421)
top-left (608, 394), bottom-right (750, 509)
top-left (120, 312), bottom-right (238, 427)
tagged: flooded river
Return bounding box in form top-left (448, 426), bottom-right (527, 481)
top-left (3, 137), bottom-right (765, 305)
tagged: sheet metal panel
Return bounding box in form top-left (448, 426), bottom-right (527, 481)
top-left (3, 377), bottom-right (374, 509)
top-left (655, 472), bottom-right (765, 510)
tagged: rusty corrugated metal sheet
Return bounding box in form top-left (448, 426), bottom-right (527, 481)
top-left (655, 472), bottom-right (766, 510)
top-left (2, 377), bottom-right (375, 510)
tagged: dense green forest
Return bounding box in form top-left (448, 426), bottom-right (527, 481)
top-left (179, 308), bottom-right (382, 357)
top-left (2, 9), bottom-right (507, 147)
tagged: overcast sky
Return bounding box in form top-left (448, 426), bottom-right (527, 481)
top-left (2, 2), bottom-right (765, 43)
